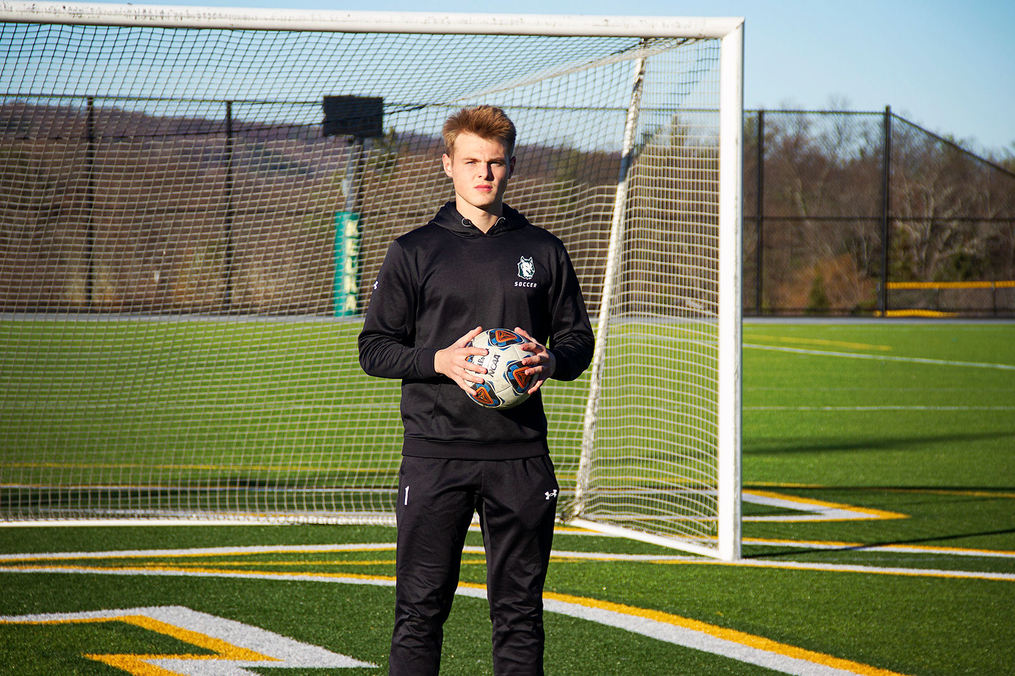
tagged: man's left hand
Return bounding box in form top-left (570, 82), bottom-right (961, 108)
top-left (513, 327), bottom-right (556, 394)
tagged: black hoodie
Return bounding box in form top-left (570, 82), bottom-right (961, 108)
top-left (358, 201), bottom-right (595, 460)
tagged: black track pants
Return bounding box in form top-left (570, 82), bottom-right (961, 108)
top-left (388, 454), bottom-right (559, 676)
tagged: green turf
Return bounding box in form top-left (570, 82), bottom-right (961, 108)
top-left (1, 321), bottom-right (1014, 674)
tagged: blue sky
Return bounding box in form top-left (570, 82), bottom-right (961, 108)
top-left (101, 0), bottom-right (1015, 155)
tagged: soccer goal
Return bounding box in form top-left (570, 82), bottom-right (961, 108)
top-left (0, 2), bottom-right (743, 560)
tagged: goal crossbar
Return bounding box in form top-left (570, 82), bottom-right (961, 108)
top-left (0, 2), bottom-right (742, 38)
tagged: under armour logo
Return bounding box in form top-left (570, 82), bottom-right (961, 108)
top-left (544, 490), bottom-right (558, 501)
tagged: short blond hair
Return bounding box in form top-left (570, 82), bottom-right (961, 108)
top-left (442, 105), bottom-right (516, 157)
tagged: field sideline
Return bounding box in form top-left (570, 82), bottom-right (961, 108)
top-left (1, 321), bottom-right (1014, 674)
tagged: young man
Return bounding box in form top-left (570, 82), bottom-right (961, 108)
top-left (358, 105), bottom-right (594, 676)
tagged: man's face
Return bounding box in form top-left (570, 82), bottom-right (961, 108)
top-left (442, 132), bottom-right (515, 216)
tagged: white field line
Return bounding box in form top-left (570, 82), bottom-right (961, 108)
top-left (0, 561), bottom-right (909, 676)
top-left (742, 491), bottom-right (900, 523)
top-left (744, 343), bottom-right (1015, 371)
top-left (0, 605), bottom-right (376, 670)
top-left (746, 405), bottom-right (1015, 411)
top-left (743, 539), bottom-right (1015, 559)
top-left (1, 543), bottom-right (1010, 579)
top-left (671, 558), bottom-right (1015, 582)
top-left (5, 540), bottom-right (1011, 564)
top-left (3, 559), bottom-right (1011, 584)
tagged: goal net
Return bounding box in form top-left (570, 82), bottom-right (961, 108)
top-left (0, 3), bottom-right (743, 560)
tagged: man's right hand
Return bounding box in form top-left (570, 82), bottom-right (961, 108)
top-left (434, 326), bottom-right (488, 393)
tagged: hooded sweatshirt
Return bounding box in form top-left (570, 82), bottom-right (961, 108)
top-left (358, 201), bottom-right (594, 460)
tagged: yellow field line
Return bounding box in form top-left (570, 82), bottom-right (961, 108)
top-left (746, 482), bottom-right (1015, 500)
top-left (879, 309), bottom-right (957, 318)
top-left (0, 566), bottom-right (913, 676)
top-left (0, 544), bottom-right (399, 564)
top-left (87, 615), bottom-right (277, 673)
top-left (743, 538), bottom-right (1015, 558)
top-left (539, 590), bottom-right (912, 676)
top-left (6, 553), bottom-right (1013, 582)
top-left (7, 614), bottom-right (279, 676)
top-left (656, 558), bottom-right (1015, 581)
top-left (887, 280), bottom-right (1015, 290)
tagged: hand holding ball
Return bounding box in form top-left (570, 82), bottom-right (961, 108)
top-left (464, 328), bottom-right (534, 409)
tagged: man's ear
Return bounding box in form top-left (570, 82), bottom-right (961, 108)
top-left (442, 153), bottom-right (453, 178)
top-left (509, 155), bottom-right (516, 177)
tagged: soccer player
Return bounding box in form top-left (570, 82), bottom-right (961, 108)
top-left (358, 105), bottom-right (595, 676)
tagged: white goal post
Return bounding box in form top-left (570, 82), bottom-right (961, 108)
top-left (0, 2), bottom-right (743, 560)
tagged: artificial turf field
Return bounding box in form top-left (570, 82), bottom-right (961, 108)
top-left (1, 320), bottom-right (1013, 675)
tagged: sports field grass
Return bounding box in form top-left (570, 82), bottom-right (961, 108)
top-left (1, 320), bottom-right (1013, 675)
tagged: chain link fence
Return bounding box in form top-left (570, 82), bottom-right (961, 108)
top-left (743, 108), bottom-right (1015, 317)
top-left (3, 102), bottom-right (1013, 317)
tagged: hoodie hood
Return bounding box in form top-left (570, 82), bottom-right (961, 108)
top-left (430, 201), bottom-right (530, 238)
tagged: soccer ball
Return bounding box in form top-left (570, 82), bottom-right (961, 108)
top-left (464, 328), bottom-right (534, 409)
